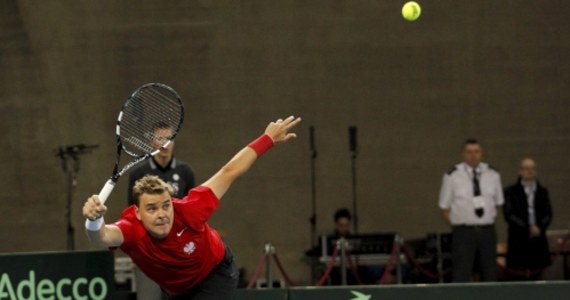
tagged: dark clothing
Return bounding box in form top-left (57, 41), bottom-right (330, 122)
top-left (128, 157), bottom-right (195, 205)
top-left (451, 225), bottom-right (497, 282)
top-left (169, 245), bottom-right (239, 300)
top-left (503, 179), bottom-right (552, 278)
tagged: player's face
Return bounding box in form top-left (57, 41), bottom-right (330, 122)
top-left (462, 143), bottom-right (482, 168)
top-left (136, 191), bottom-right (174, 239)
top-left (152, 128), bottom-right (175, 159)
top-left (519, 158), bottom-right (537, 181)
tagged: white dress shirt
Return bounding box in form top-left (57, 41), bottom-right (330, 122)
top-left (439, 162), bottom-right (504, 225)
top-left (522, 179), bottom-right (537, 225)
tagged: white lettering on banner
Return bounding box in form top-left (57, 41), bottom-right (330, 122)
top-left (72, 278), bottom-right (87, 300)
top-left (89, 277), bottom-right (106, 299)
top-left (0, 271), bottom-right (107, 300)
top-left (56, 279), bottom-right (71, 300)
top-left (0, 274), bottom-right (16, 299)
top-left (16, 269), bottom-right (34, 300)
top-left (36, 279), bottom-right (54, 300)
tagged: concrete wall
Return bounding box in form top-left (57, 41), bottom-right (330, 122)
top-left (1, 0), bottom-right (569, 284)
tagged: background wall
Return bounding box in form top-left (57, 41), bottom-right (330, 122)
top-left (1, 0), bottom-right (569, 284)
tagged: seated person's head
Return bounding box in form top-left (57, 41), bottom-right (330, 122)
top-left (334, 208), bottom-right (352, 237)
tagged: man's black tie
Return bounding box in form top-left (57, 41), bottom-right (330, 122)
top-left (473, 169), bottom-right (481, 196)
top-left (473, 169), bottom-right (484, 217)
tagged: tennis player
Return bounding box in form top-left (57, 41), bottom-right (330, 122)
top-left (82, 116), bottom-right (301, 299)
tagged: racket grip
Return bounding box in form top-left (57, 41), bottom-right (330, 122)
top-left (98, 180), bottom-right (116, 204)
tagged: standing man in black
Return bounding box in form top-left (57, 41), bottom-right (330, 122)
top-left (127, 122), bottom-right (195, 300)
top-left (439, 139), bottom-right (504, 282)
top-left (503, 158), bottom-right (552, 280)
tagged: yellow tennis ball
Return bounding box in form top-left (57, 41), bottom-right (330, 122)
top-left (402, 1), bottom-right (421, 21)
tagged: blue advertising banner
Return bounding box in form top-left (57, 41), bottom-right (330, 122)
top-left (0, 251), bottom-right (115, 300)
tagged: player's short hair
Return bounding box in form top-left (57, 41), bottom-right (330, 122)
top-left (132, 175), bottom-right (173, 206)
top-left (334, 208), bottom-right (352, 222)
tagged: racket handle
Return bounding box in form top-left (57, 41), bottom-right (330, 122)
top-left (98, 180), bottom-right (116, 204)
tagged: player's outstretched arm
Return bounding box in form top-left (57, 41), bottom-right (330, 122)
top-left (203, 115), bottom-right (301, 200)
top-left (83, 195), bottom-right (124, 247)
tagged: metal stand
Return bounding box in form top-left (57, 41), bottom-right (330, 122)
top-left (264, 243), bottom-right (275, 288)
top-left (55, 144), bottom-right (98, 251)
top-left (436, 232), bottom-right (443, 283)
top-left (308, 126), bottom-right (318, 280)
top-left (248, 243), bottom-right (292, 289)
top-left (337, 237), bottom-right (349, 285)
top-left (348, 126), bottom-right (361, 279)
top-left (348, 126), bottom-right (358, 234)
top-left (395, 235), bottom-right (403, 284)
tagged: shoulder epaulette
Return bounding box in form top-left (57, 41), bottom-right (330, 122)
top-left (446, 166), bottom-right (457, 175)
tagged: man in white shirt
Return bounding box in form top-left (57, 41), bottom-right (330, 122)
top-left (439, 139), bottom-right (504, 282)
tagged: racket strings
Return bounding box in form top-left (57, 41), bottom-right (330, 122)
top-left (119, 85), bottom-right (183, 156)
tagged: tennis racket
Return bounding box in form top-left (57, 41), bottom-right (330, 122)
top-left (97, 83), bottom-right (184, 204)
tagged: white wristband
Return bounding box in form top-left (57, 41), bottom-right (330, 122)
top-left (85, 218), bottom-right (104, 231)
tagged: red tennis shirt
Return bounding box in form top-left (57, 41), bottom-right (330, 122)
top-left (114, 186), bottom-right (225, 296)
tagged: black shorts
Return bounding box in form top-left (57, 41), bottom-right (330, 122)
top-left (169, 245), bottom-right (239, 300)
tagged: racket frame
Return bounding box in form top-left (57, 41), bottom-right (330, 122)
top-left (98, 83), bottom-right (184, 204)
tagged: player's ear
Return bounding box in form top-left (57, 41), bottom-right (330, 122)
top-left (135, 206), bottom-right (142, 221)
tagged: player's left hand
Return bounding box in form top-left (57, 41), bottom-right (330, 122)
top-left (264, 116), bottom-right (302, 143)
